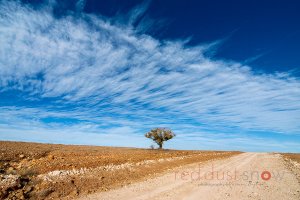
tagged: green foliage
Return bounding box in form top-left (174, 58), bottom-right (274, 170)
top-left (145, 128), bottom-right (175, 149)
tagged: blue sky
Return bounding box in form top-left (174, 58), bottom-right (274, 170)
top-left (0, 0), bottom-right (300, 152)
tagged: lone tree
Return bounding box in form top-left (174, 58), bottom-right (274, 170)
top-left (145, 128), bottom-right (175, 149)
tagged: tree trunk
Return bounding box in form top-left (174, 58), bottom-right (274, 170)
top-left (159, 143), bottom-right (163, 149)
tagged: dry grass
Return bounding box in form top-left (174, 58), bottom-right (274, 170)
top-left (282, 153), bottom-right (300, 163)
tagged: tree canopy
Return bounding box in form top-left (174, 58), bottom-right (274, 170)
top-left (145, 128), bottom-right (175, 149)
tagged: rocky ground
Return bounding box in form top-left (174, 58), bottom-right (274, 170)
top-left (0, 141), bottom-right (240, 199)
top-left (282, 153), bottom-right (300, 183)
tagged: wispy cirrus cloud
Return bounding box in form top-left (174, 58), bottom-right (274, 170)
top-left (0, 1), bottom-right (299, 151)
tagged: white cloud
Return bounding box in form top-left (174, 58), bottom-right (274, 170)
top-left (0, 1), bottom-right (299, 151)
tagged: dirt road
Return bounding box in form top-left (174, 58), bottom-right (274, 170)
top-left (80, 153), bottom-right (300, 200)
